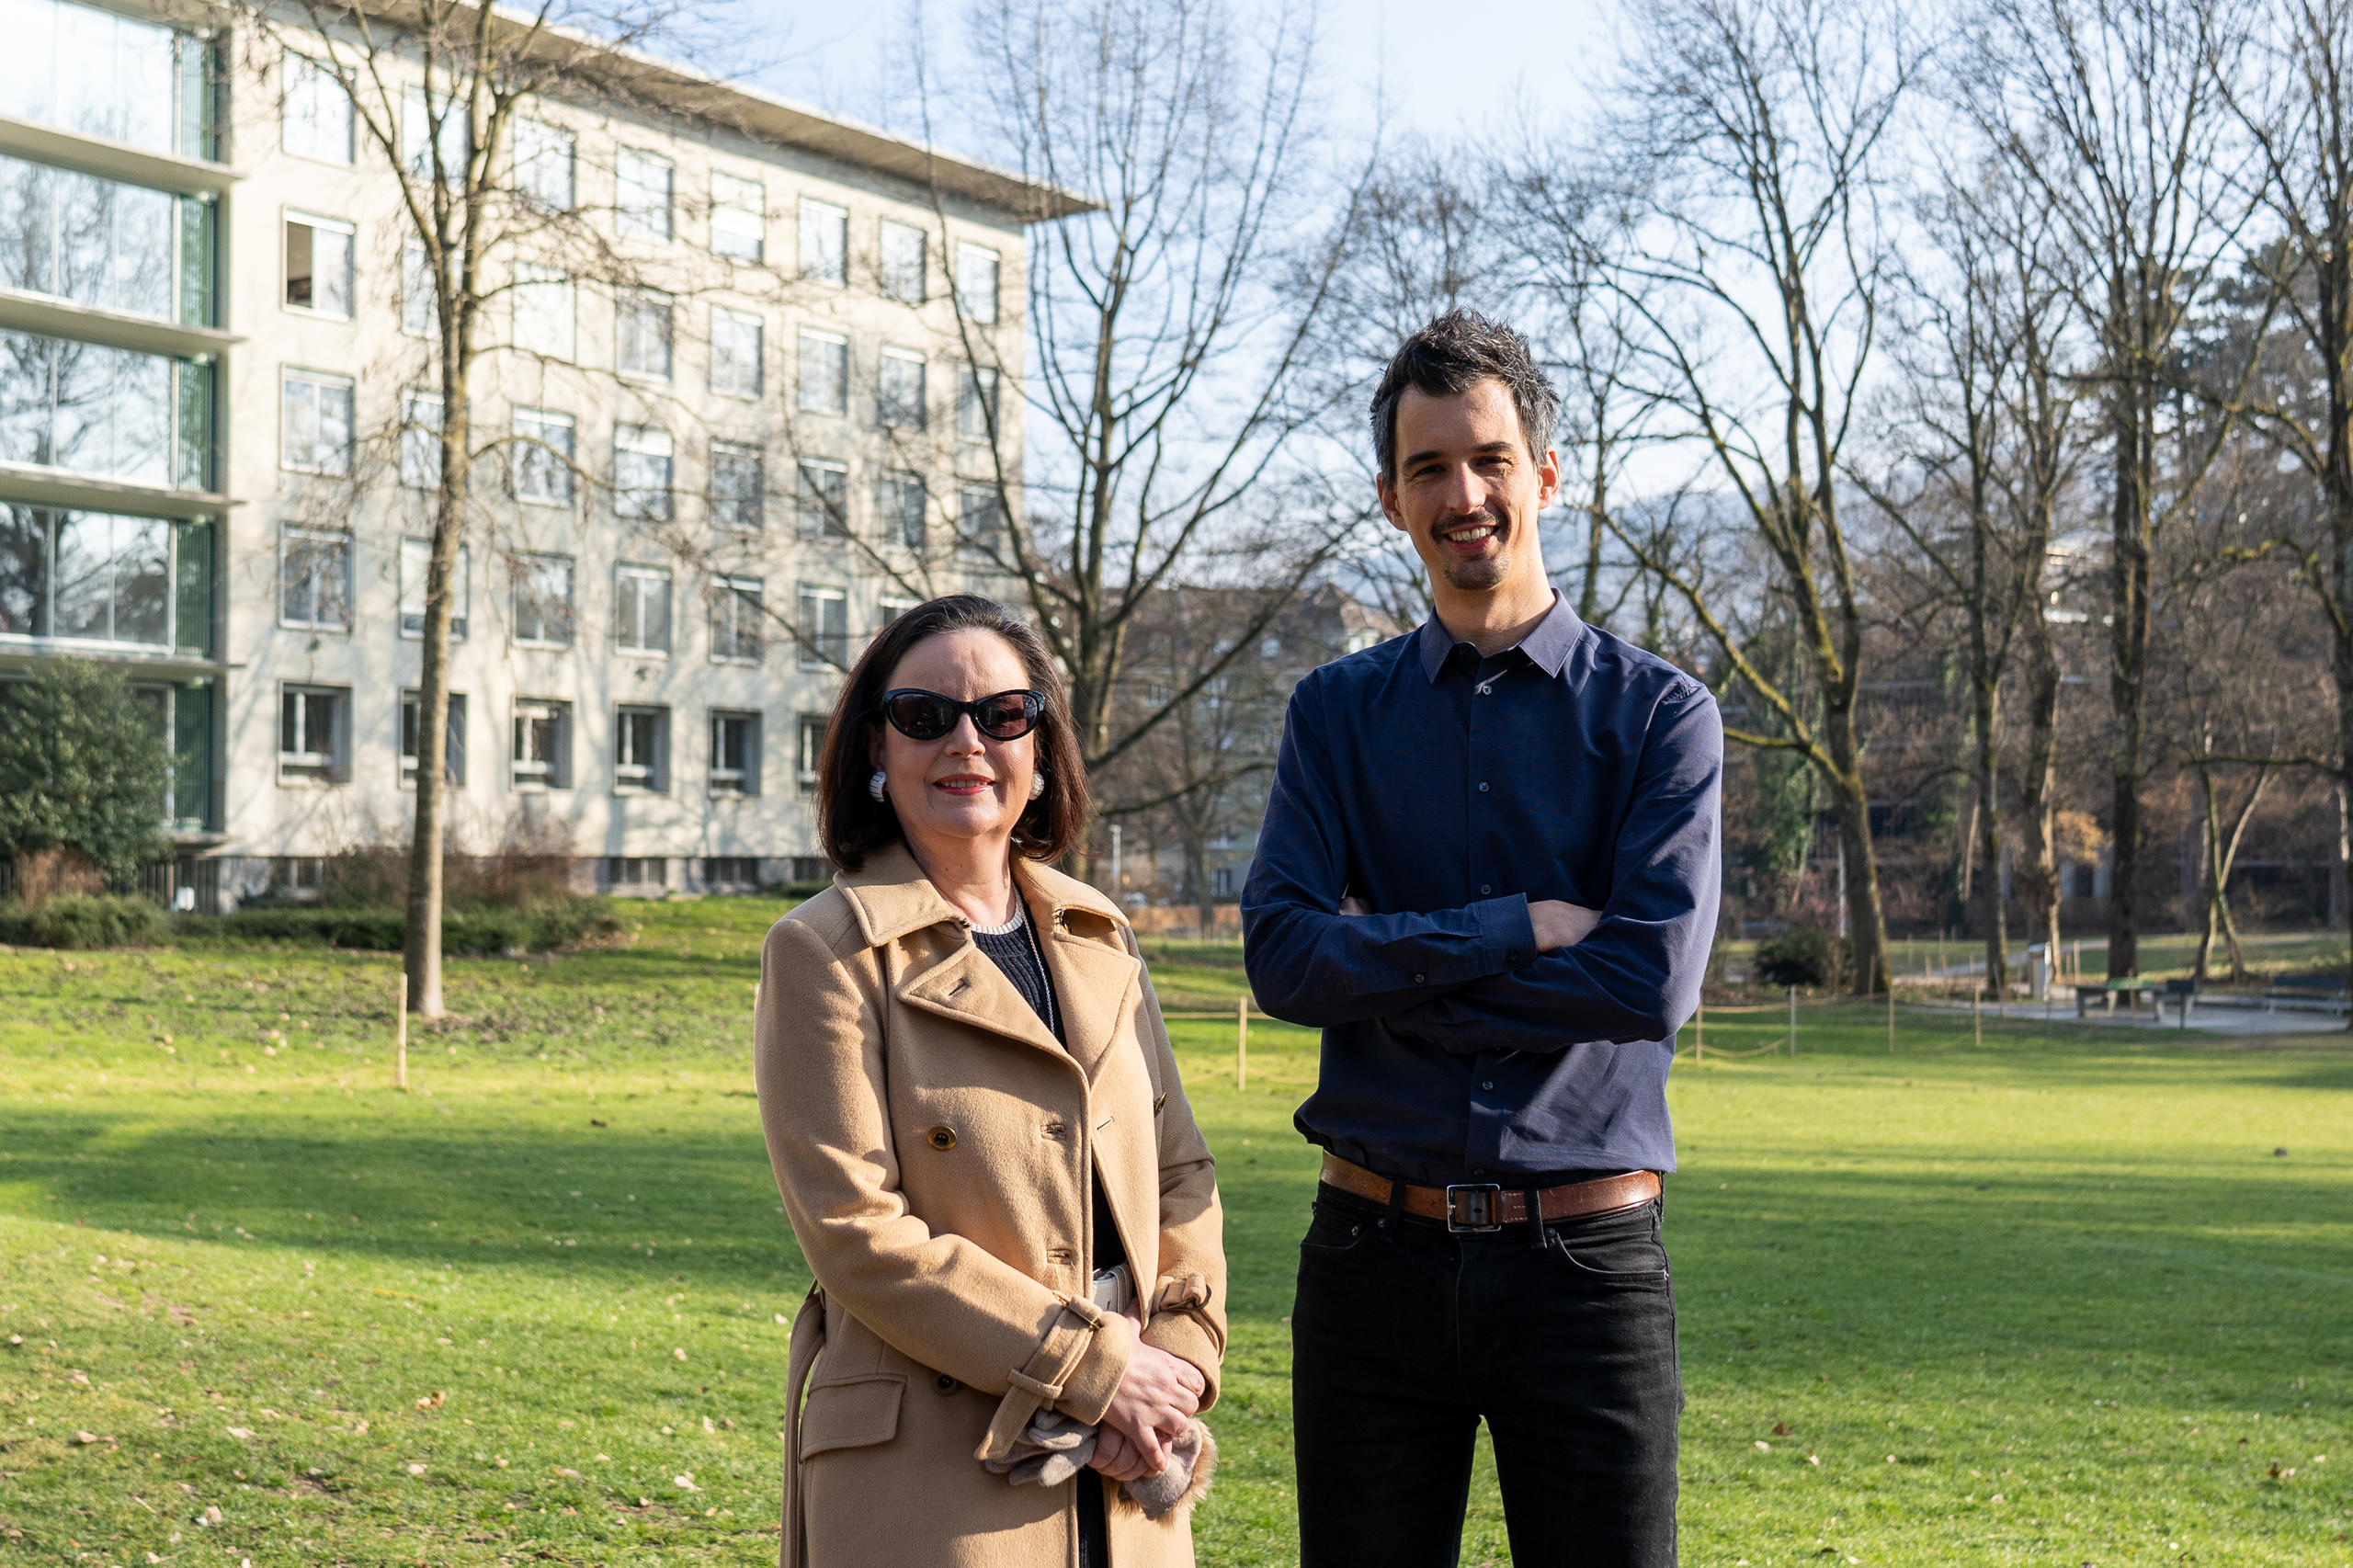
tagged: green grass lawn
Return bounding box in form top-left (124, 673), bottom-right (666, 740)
top-left (3, 903), bottom-right (2349, 1566)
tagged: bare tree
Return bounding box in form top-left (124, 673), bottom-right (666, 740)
top-left (1545, 0), bottom-right (1917, 994)
top-left (237, 0), bottom-right (730, 1017)
top-left (926, 0), bottom-right (1354, 803)
top-left (1972, 0), bottom-right (2266, 979)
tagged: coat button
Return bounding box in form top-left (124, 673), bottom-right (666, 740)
top-left (926, 1126), bottom-right (957, 1152)
top-left (1042, 1121), bottom-right (1067, 1140)
top-left (1480, 884), bottom-right (1492, 895)
top-left (1047, 1246), bottom-right (1075, 1265)
top-left (935, 1373), bottom-right (959, 1395)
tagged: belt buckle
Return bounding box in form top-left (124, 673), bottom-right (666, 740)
top-left (1444, 1183), bottom-right (1504, 1233)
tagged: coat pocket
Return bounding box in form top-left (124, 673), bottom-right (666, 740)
top-left (799, 1373), bottom-right (905, 1457)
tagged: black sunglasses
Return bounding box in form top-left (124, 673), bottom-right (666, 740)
top-left (875, 687), bottom-right (1047, 743)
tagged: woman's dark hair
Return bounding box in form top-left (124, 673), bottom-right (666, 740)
top-left (1370, 308), bottom-right (1561, 481)
top-left (817, 594), bottom-right (1091, 871)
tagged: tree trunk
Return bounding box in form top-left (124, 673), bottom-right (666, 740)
top-left (403, 360), bottom-right (470, 1021)
top-left (2194, 764), bottom-right (2222, 983)
top-left (2018, 614), bottom-right (2063, 965)
top-left (1972, 681), bottom-right (2006, 998)
top-left (2106, 369), bottom-right (2154, 981)
top-left (1822, 697), bottom-right (1890, 995)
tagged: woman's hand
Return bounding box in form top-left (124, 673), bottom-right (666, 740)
top-left (1097, 1341), bottom-right (1200, 1475)
top-left (1089, 1422), bottom-right (1152, 1483)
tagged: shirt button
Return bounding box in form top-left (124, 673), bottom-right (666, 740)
top-left (1481, 1080), bottom-right (1495, 1091)
top-left (1480, 884), bottom-right (1492, 895)
top-left (1414, 973), bottom-right (1425, 984)
top-left (1478, 781), bottom-right (1490, 792)
top-left (1476, 685), bottom-right (1492, 696)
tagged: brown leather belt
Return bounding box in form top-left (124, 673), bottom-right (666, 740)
top-left (1319, 1153), bottom-right (1661, 1233)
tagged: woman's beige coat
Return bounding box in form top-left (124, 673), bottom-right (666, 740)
top-left (755, 844), bottom-right (1227, 1568)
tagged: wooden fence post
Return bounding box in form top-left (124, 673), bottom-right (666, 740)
top-left (1887, 982), bottom-right (1895, 1053)
top-left (395, 970), bottom-right (409, 1092)
top-left (1236, 995), bottom-right (1249, 1089)
top-left (1788, 984), bottom-right (1797, 1058)
top-left (1972, 986), bottom-right (1982, 1049)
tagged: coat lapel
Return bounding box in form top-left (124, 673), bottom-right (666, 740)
top-left (1022, 864), bottom-right (1141, 1084)
top-left (895, 939), bottom-right (1068, 1060)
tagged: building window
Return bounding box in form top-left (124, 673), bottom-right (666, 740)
top-left (613, 424), bottom-right (674, 521)
top-left (880, 220), bottom-right (926, 303)
top-left (605, 856), bottom-right (667, 889)
top-left (403, 85), bottom-right (468, 186)
top-left (796, 584), bottom-right (847, 670)
top-left (711, 171), bottom-right (764, 261)
top-left (512, 553), bottom-right (574, 648)
top-left (710, 577), bottom-right (764, 664)
top-left (615, 704), bottom-right (669, 792)
top-left (398, 537), bottom-right (470, 640)
top-left (956, 241), bottom-right (1000, 324)
top-left (282, 211), bottom-right (355, 318)
top-left (516, 117), bottom-right (575, 210)
top-left (797, 328), bottom-right (848, 415)
top-left (878, 470), bottom-right (926, 551)
top-left (514, 263), bottom-right (575, 361)
top-left (0, 506), bottom-right (179, 648)
top-left (797, 460), bottom-right (849, 540)
top-left (710, 440), bottom-right (763, 531)
top-left (400, 390), bottom-right (444, 490)
top-left (0, 154), bottom-right (205, 325)
top-left (617, 289), bottom-right (673, 379)
top-left (617, 147), bottom-right (674, 242)
top-left (0, 330), bottom-right (211, 491)
top-left (702, 856), bottom-right (760, 890)
top-left (958, 365), bottom-right (999, 442)
top-left (400, 689), bottom-right (467, 787)
top-left (14, 0), bottom-right (212, 158)
top-left (278, 685), bottom-right (348, 783)
top-left (711, 307), bottom-right (763, 399)
top-left (959, 483), bottom-right (1003, 557)
top-left (878, 596), bottom-right (920, 640)
top-left (271, 856), bottom-right (326, 897)
top-left (402, 244), bottom-right (438, 337)
top-left (711, 710), bottom-right (762, 796)
top-left (800, 199), bottom-right (847, 284)
top-left (278, 527), bottom-right (350, 631)
top-left (512, 408), bottom-right (575, 505)
top-left (795, 711), bottom-right (826, 796)
top-left (878, 348), bottom-right (926, 428)
top-left (615, 563), bottom-right (671, 654)
top-left (512, 699), bottom-right (572, 790)
top-left (281, 56), bottom-right (353, 164)
top-left (280, 369), bottom-right (354, 475)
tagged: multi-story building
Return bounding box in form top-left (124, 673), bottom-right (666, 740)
top-left (0, 0), bottom-right (1076, 906)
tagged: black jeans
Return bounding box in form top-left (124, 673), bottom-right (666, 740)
top-left (1292, 1185), bottom-right (1680, 1567)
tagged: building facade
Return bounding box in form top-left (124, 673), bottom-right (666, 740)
top-left (0, 0), bottom-right (1070, 905)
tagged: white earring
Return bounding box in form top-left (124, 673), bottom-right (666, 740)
top-left (869, 769), bottom-right (889, 802)
top-left (1028, 772), bottom-right (1047, 801)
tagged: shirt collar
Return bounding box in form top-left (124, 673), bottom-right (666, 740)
top-left (1415, 591), bottom-right (1586, 682)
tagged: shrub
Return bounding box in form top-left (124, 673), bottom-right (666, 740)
top-left (188, 896), bottom-right (624, 955)
top-left (0, 661), bottom-right (170, 889)
top-left (0, 893), bottom-right (171, 949)
top-left (1754, 927), bottom-right (1851, 990)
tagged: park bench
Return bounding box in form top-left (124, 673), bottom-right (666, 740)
top-left (2074, 978), bottom-right (2157, 1018)
top-left (2163, 976), bottom-right (2198, 1027)
top-left (2260, 973), bottom-right (2351, 1017)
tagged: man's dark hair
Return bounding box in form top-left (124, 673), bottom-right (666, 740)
top-left (1370, 309), bottom-right (1561, 481)
top-left (817, 594), bottom-right (1091, 871)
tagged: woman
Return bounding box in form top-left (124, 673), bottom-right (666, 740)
top-left (756, 595), bottom-right (1227, 1568)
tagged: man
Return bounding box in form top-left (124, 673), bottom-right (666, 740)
top-left (1242, 309), bottom-right (1721, 1567)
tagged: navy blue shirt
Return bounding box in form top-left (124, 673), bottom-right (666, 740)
top-left (1241, 594), bottom-right (1722, 1186)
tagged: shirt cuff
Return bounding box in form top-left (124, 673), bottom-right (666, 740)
top-left (1472, 893), bottom-right (1538, 976)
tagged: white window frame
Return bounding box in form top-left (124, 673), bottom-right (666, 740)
top-left (402, 85), bottom-right (469, 187)
top-left (878, 347), bottom-right (926, 429)
top-left (711, 710), bottom-right (763, 796)
top-left (710, 171), bottom-right (764, 262)
top-left (613, 423), bottom-right (674, 522)
top-left (616, 147), bottom-right (674, 242)
top-left (282, 210), bottom-right (356, 320)
top-left (398, 536), bottom-right (470, 640)
top-left (512, 698), bottom-right (572, 790)
top-left (402, 244), bottom-right (439, 338)
top-left (710, 576), bottom-right (765, 665)
top-left (880, 219), bottom-right (926, 303)
top-left (278, 684), bottom-right (350, 784)
top-left (400, 689), bottom-right (468, 789)
top-left (614, 704), bottom-right (670, 793)
top-left (280, 369), bottom-right (355, 476)
top-left (616, 287), bottom-right (674, 381)
top-left (511, 552), bottom-right (575, 649)
top-left (278, 526), bottom-right (351, 631)
top-left (797, 328), bottom-right (848, 415)
top-left (614, 562), bottom-right (672, 656)
top-left (512, 407), bottom-right (576, 506)
top-left (959, 483), bottom-right (1004, 557)
top-left (797, 459), bottom-right (850, 540)
top-left (958, 364), bottom-right (1000, 443)
top-left (281, 56), bottom-right (354, 165)
top-left (400, 389), bottom-right (444, 491)
top-left (513, 262), bottom-right (575, 362)
top-left (515, 117), bottom-right (576, 210)
top-left (795, 710), bottom-right (827, 796)
top-left (796, 583), bottom-right (847, 671)
top-left (710, 439), bottom-right (764, 531)
top-left (710, 307), bottom-right (763, 399)
top-left (799, 199), bottom-right (847, 285)
top-left (878, 470), bottom-right (926, 551)
top-left (955, 241), bottom-right (1001, 324)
